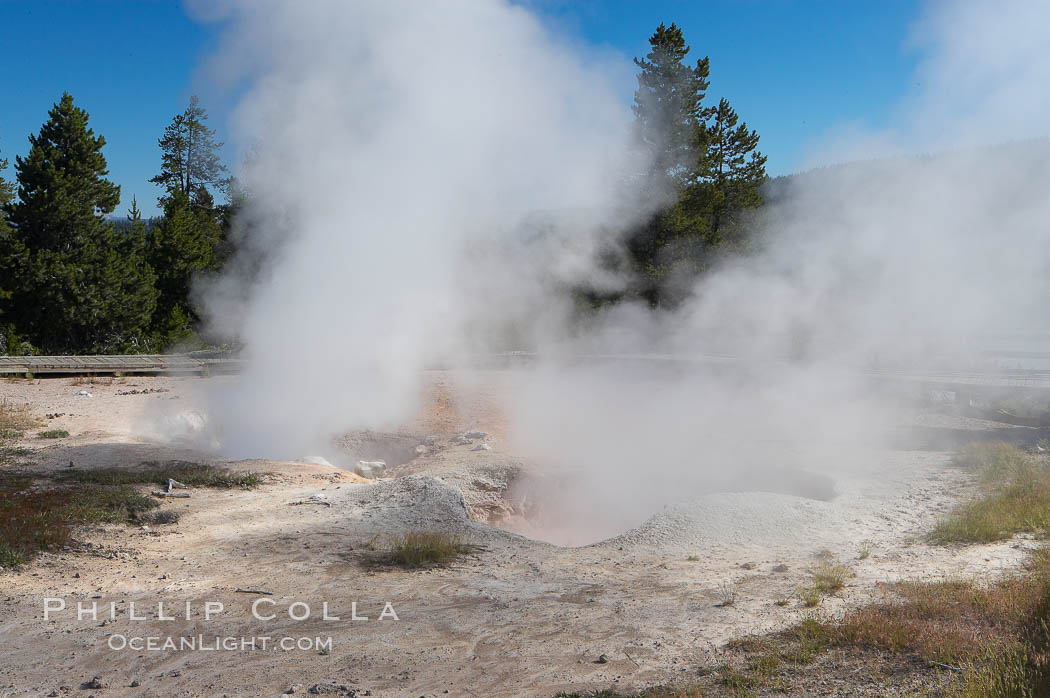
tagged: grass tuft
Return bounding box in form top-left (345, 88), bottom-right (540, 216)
top-left (37, 429), bottom-right (69, 439)
top-left (0, 399), bottom-right (40, 437)
top-left (141, 509), bottom-right (180, 525)
top-left (386, 531), bottom-right (472, 567)
top-left (715, 580), bottom-right (737, 607)
top-left (810, 562), bottom-right (850, 593)
top-left (798, 585), bottom-right (821, 608)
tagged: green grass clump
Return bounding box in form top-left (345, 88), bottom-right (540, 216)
top-left (810, 562), bottom-right (850, 593)
top-left (61, 485), bottom-right (158, 522)
top-left (386, 531), bottom-right (472, 567)
top-left (797, 585), bottom-right (821, 607)
top-left (60, 461), bottom-right (261, 489)
top-left (946, 648), bottom-right (1047, 698)
top-left (0, 541), bottom-right (28, 568)
top-left (931, 443), bottom-right (1050, 544)
top-left (0, 471), bottom-right (159, 570)
top-left (37, 429), bottom-right (69, 439)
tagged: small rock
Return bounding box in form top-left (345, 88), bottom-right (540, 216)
top-left (422, 435), bottom-right (439, 446)
top-left (86, 676), bottom-right (104, 689)
top-left (414, 445), bottom-right (427, 455)
top-left (47, 691), bottom-right (58, 697)
top-left (463, 430), bottom-right (487, 439)
top-left (353, 460), bottom-right (387, 479)
top-left (595, 654), bottom-right (608, 664)
top-left (451, 435), bottom-right (473, 445)
top-left (130, 680), bottom-right (140, 687)
top-left (284, 684), bottom-right (303, 694)
top-left (471, 444), bottom-right (491, 451)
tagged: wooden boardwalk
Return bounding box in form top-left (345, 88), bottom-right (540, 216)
top-left (0, 354), bottom-right (242, 375)
top-left (3, 352), bottom-right (1050, 395)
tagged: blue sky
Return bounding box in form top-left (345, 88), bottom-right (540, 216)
top-left (0, 0), bottom-right (921, 217)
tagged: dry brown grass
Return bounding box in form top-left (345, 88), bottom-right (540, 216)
top-left (705, 444), bottom-right (1050, 696)
top-left (69, 375), bottom-right (113, 386)
top-left (0, 399), bottom-right (41, 438)
top-left (716, 552), bottom-right (1050, 696)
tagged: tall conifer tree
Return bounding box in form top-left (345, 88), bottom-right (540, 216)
top-left (626, 24), bottom-right (766, 304)
top-left (148, 96), bottom-right (228, 345)
top-left (6, 94), bottom-right (157, 353)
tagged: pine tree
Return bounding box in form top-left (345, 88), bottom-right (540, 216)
top-left (0, 147), bottom-right (20, 352)
top-left (148, 189), bottom-right (217, 345)
top-left (691, 98), bottom-right (767, 245)
top-left (624, 25), bottom-right (767, 305)
top-left (632, 23), bottom-right (710, 188)
top-left (5, 94), bottom-right (158, 353)
top-left (147, 96), bottom-right (229, 347)
top-left (121, 196), bottom-right (153, 270)
top-left (0, 152), bottom-right (13, 213)
top-left (626, 24), bottom-right (713, 304)
top-left (149, 96), bottom-right (229, 208)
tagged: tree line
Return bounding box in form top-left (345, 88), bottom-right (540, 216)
top-left (0, 23), bottom-right (764, 355)
top-left (0, 94), bottom-right (230, 354)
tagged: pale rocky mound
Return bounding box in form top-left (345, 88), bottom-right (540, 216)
top-left (603, 491), bottom-right (843, 551)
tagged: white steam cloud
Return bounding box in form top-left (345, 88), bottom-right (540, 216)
top-left (192, 0), bottom-right (1050, 543)
top-left (195, 0), bottom-right (647, 458)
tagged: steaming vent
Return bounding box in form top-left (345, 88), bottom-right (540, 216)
top-left (333, 431), bottom-right (423, 469)
top-left (491, 461), bottom-right (836, 548)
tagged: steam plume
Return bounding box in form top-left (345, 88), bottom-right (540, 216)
top-left (194, 0), bottom-right (1050, 543)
